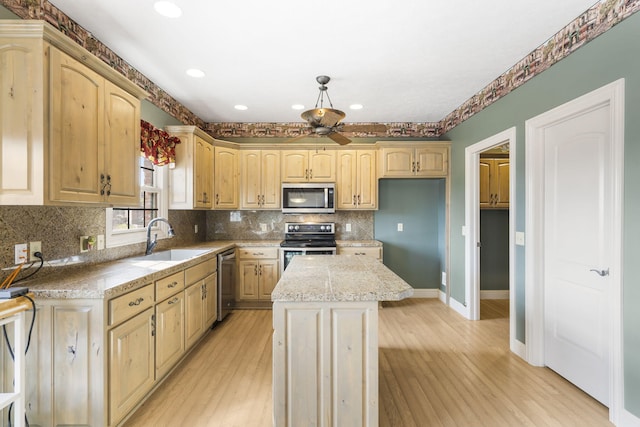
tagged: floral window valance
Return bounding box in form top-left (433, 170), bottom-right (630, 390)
top-left (140, 120), bottom-right (181, 166)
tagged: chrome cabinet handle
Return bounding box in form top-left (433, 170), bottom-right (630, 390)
top-left (590, 268), bottom-right (609, 277)
top-left (253, 252), bottom-right (264, 256)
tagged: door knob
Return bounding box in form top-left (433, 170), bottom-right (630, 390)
top-left (589, 268), bottom-right (609, 277)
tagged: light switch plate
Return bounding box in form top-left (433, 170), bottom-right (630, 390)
top-left (345, 223), bottom-right (351, 232)
top-left (97, 235), bottom-right (105, 250)
top-left (515, 232), bottom-right (525, 246)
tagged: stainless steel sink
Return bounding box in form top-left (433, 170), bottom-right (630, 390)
top-left (130, 249), bottom-right (210, 262)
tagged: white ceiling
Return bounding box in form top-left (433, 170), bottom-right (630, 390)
top-left (48, 0), bottom-right (598, 124)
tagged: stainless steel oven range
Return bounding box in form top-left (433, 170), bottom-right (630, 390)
top-left (279, 222), bottom-right (337, 274)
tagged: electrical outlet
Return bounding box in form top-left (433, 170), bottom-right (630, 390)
top-left (441, 272), bottom-right (447, 286)
top-left (345, 223), bottom-right (351, 232)
top-left (14, 243), bottom-right (28, 264)
top-left (29, 241), bottom-right (42, 261)
top-left (97, 235), bottom-right (105, 250)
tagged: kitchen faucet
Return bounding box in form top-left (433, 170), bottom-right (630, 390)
top-left (145, 217), bottom-right (176, 255)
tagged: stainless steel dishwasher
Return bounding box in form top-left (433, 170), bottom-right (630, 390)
top-left (217, 248), bottom-right (236, 321)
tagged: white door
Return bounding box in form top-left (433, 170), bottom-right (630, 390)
top-left (543, 104), bottom-right (611, 405)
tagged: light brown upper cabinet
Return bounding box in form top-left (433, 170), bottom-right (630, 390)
top-left (479, 158), bottom-right (510, 209)
top-left (281, 150), bottom-right (336, 182)
top-left (165, 126), bottom-right (214, 209)
top-left (0, 21), bottom-right (147, 206)
top-left (240, 150), bottom-right (281, 209)
top-left (336, 150), bottom-right (378, 209)
top-left (378, 142), bottom-right (449, 178)
top-left (214, 145), bottom-right (240, 209)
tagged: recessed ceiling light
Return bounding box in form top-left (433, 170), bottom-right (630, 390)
top-left (291, 104), bottom-right (305, 110)
top-left (186, 68), bottom-right (205, 78)
top-left (349, 104), bottom-right (364, 110)
top-left (154, 1), bottom-right (182, 18)
top-left (234, 105), bottom-right (248, 111)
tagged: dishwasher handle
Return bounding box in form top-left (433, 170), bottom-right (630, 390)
top-left (219, 250), bottom-right (236, 262)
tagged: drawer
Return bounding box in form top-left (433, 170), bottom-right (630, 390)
top-left (237, 247), bottom-right (278, 260)
top-left (156, 271), bottom-right (185, 302)
top-left (338, 246), bottom-right (382, 259)
top-left (109, 284), bottom-right (154, 326)
top-left (185, 259), bottom-right (216, 285)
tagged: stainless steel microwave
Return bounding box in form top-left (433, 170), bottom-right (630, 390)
top-left (281, 183), bottom-right (335, 214)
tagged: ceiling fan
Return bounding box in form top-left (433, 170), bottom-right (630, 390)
top-left (289, 75), bottom-right (385, 145)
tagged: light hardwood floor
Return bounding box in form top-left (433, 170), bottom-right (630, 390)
top-left (123, 299), bottom-right (611, 426)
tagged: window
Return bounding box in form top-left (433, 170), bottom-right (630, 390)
top-left (106, 156), bottom-right (169, 248)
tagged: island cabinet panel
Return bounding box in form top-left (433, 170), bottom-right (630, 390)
top-left (273, 301), bottom-right (379, 427)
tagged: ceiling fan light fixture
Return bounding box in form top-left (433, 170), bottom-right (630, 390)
top-left (234, 104), bottom-right (248, 111)
top-left (349, 104), bottom-right (363, 110)
top-left (153, 1), bottom-right (182, 18)
top-left (291, 104), bottom-right (305, 110)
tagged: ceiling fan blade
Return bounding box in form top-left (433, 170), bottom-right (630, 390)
top-left (287, 132), bottom-right (313, 143)
top-left (340, 124), bottom-right (388, 133)
top-left (327, 132), bottom-right (351, 145)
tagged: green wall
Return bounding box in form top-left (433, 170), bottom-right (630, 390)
top-left (141, 100), bottom-right (183, 128)
top-left (443, 11), bottom-right (640, 417)
top-left (374, 179), bottom-right (445, 289)
top-left (480, 210), bottom-right (509, 291)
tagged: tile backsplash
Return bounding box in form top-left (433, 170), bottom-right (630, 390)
top-left (206, 210), bottom-right (374, 241)
top-left (0, 206), bottom-right (374, 273)
top-left (0, 206), bottom-right (205, 269)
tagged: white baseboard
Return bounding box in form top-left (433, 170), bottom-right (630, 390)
top-left (480, 290), bottom-right (509, 299)
top-left (438, 290), bottom-right (447, 303)
top-left (619, 408), bottom-right (640, 427)
top-left (411, 288), bottom-right (440, 298)
top-left (511, 339), bottom-right (526, 361)
top-left (449, 297), bottom-right (470, 318)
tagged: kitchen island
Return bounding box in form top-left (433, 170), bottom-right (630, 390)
top-left (272, 255), bottom-right (413, 427)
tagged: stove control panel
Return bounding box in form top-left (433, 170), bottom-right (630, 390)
top-left (285, 222), bottom-right (335, 234)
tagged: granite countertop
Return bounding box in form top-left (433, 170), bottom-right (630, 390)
top-left (23, 242), bottom-right (237, 300)
top-left (272, 255), bottom-right (413, 303)
top-left (22, 239), bottom-right (381, 300)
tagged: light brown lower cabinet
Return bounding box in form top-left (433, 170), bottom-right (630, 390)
top-left (17, 256), bottom-right (218, 427)
top-left (109, 307), bottom-right (155, 425)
